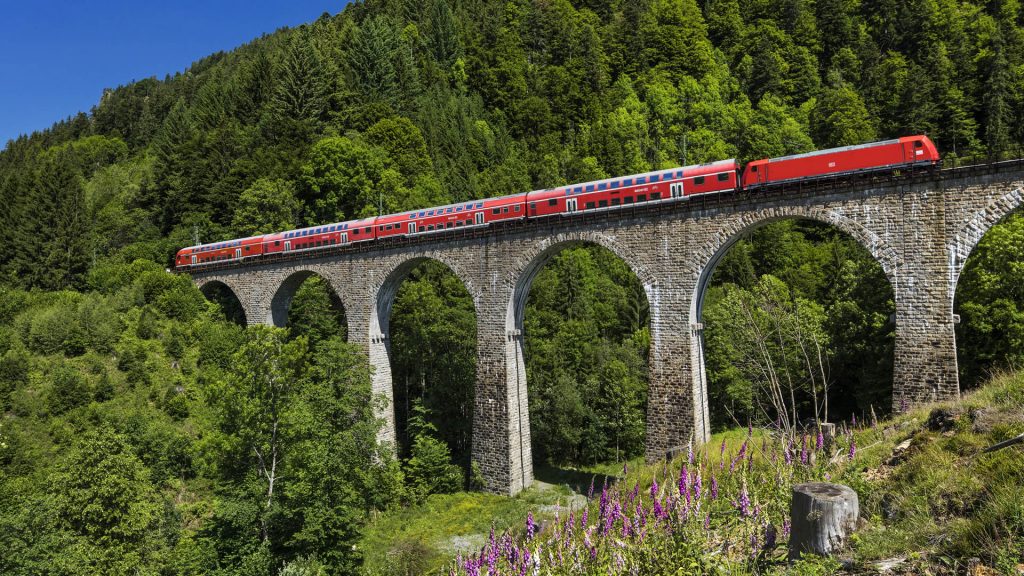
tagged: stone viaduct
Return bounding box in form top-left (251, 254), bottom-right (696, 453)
top-left (188, 160), bottom-right (1024, 495)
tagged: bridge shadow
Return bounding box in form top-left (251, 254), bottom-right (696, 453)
top-left (533, 464), bottom-right (620, 495)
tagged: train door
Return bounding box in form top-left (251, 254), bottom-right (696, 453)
top-left (191, 255), bottom-right (197, 265)
top-left (235, 249), bottom-right (242, 259)
top-left (408, 223), bottom-right (417, 234)
top-left (670, 182), bottom-right (684, 198)
top-left (903, 139), bottom-right (923, 163)
top-left (341, 233), bottom-right (349, 244)
top-left (284, 241), bottom-right (291, 251)
top-left (475, 212), bottom-right (484, 225)
top-left (566, 198), bottom-right (578, 212)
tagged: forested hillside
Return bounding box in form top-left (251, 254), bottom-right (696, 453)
top-left (2, 0), bottom-right (1024, 573)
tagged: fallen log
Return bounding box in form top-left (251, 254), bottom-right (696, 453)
top-left (980, 432), bottom-right (1024, 454)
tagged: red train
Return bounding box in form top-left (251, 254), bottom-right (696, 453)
top-left (176, 136), bottom-right (938, 268)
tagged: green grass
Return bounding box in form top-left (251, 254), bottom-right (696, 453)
top-left (361, 371), bottom-right (1024, 575)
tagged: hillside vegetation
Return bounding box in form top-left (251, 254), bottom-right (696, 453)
top-left (2, 0), bottom-right (1024, 574)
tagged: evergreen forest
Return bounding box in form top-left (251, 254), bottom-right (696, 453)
top-left (2, 0), bottom-right (1024, 573)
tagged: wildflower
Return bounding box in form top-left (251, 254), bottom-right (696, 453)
top-left (693, 469), bottom-right (703, 500)
top-left (764, 523), bottom-right (777, 550)
top-left (587, 478), bottom-right (595, 499)
top-left (678, 465), bottom-right (689, 496)
top-left (526, 512), bottom-right (537, 540)
top-left (848, 437), bottom-right (857, 461)
top-left (649, 478), bottom-right (659, 499)
top-left (687, 442), bottom-right (694, 465)
top-left (734, 483), bottom-right (752, 517)
top-left (784, 438), bottom-right (794, 466)
top-left (581, 506), bottom-right (588, 528)
top-left (816, 430), bottom-right (824, 451)
top-left (704, 512), bottom-right (711, 531)
top-left (782, 518), bottom-right (791, 538)
top-left (710, 475), bottom-right (719, 500)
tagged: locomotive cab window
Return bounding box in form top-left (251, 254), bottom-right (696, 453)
top-left (751, 165), bottom-right (758, 172)
top-left (914, 141), bottom-right (923, 148)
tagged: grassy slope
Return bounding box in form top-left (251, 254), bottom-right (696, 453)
top-left (360, 373), bottom-right (1024, 575)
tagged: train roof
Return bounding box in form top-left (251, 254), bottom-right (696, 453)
top-left (183, 235), bottom-right (264, 252)
top-left (376, 192), bottom-right (529, 222)
top-left (765, 139), bottom-right (901, 163)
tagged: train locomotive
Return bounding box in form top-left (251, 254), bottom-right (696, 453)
top-left (176, 135), bottom-right (939, 268)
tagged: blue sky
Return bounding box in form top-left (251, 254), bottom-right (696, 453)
top-left (0, 1), bottom-right (349, 146)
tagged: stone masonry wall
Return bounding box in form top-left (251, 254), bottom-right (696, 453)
top-left (192, 163), bottom-right (1024, 495)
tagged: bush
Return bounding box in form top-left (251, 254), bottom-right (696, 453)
top-left (47, 361), bottom-right (91, 415)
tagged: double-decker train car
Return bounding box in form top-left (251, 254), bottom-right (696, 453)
top-left (177, 236), bottom-right (264, 267)
top-left (175, 136), bottom-right (939, 270)
top-left (741, 135), bottom-right (939, 189)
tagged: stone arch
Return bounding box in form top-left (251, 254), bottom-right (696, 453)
top-left (268, 269), bottom-right (350, 335)
top-left (501, 231), bottom-right (656, 491)
top-left (688, 206), bottom-right (901, 434)
top-left (506, 231), bottom-right (657, 335)
top-left (367, 253), bottom-right (481, 457)
top-left (949, 186), bottom-right (1024, 303)
top-left (690, 206), bottom-right (901, 324)
top-left (196, 278), bottom-right (248, 326)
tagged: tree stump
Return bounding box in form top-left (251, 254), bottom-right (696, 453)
top-left (789, 482), bottom-right (859, 560)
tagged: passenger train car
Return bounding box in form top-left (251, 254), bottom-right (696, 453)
top-left (175, 135), bottom-right (939, 269)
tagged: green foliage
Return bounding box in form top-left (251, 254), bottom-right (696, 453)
top-left (403, 403), bottom-right (465, 500)
top-left (232, 178), bottom-right (302, 237)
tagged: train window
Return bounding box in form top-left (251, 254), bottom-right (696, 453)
top-left (624, 178), bottom-right (633, 186)
top-left (456, 221), bottom-right (463, 227)
top-left (514, 205), bottom-right (521, 212)
top-left (379, 226), bottom-right (384, 231)
top-left (446, 222), bottom-right (453, 228)
top-left (245, 246), bottom-right (250, 251)
top-left (915, 141), bottom-right (923, 148)
top-left (548, 199), bottom-right (557, 206)
top-left (493, 208), bottom-right (501, 215)
top-left (446, 207), bottom-right (453, 213)
top-left (456, 206), bottom-right (463, 212)
top-left (611, 181), bottom-right (620, 189)
top-left (718, 173), bottom-right (730, 181)
top-left (530, 203), bottom-right (537, 210)
top-left (586, 185), bottom-right (595, 192)
top-left (476, 202), bottom-right (483, 208)
top-left (650, 174), bottom-right (659, 182)
top-left (275, 241), bottom-right (280, 246)
top-left (676, 171), bottom-right (683, 177)
top-left (427, 225), bottom-right (435, 231)
top-left (574, 187), bottom-right (582, 194)
top-left (598, 183), bottom-right (607, 191)
top-left (695, 176), bottom-right (705, 185)
top-left (637, 194), bottom-right (646, 202)
top-left (599, 200), bottom-right (608, 207)
top-left (352, 229), bottom-right (359, 235)
top-left (636, 177), bottom-right (646, 184)
top-left (651, 192), bottom-right (661, 200)
top-left (624, 196), bottom-right (634, 204)
top-left (751, 165), bottom-right (758, 172)
top-left (611, 198), bottom-right (621, 206)
top-left (502, 207), bottom-right (509, 213)
top-left (365, 227), bottom-right (371, 233)
top-left (586, 202), bottom-right (596, 209)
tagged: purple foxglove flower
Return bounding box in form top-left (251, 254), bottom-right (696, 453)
top-left (785, 439), bottom-right (794, 466)
top-left (687, 442), bottom-right (694, 465)
top-left (693, 470), bottom-right (702, 500)
top-left (679, 465), bottom-right (689, 496)
top-left (764, 523), bottom-right (777, 550)
top-left (587, 478), bottom-right (595, 499)
top-left (710, 475), bottom-right (718, 500)
top-left (848, 437), bottom-right (857, 460)
top-left (734, 485), bottom-right (752, 517)
top-left (526, 512), bottom-right (537, 540)
top-left (782, 518), bottom-right (791, 538)
top-left (816, 430), bottom-right (824, 451)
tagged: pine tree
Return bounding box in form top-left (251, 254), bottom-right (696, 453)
top-left (268, 28), bottom-right (331, 141)
top-left (348, 15), bottom-right (401, 103)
